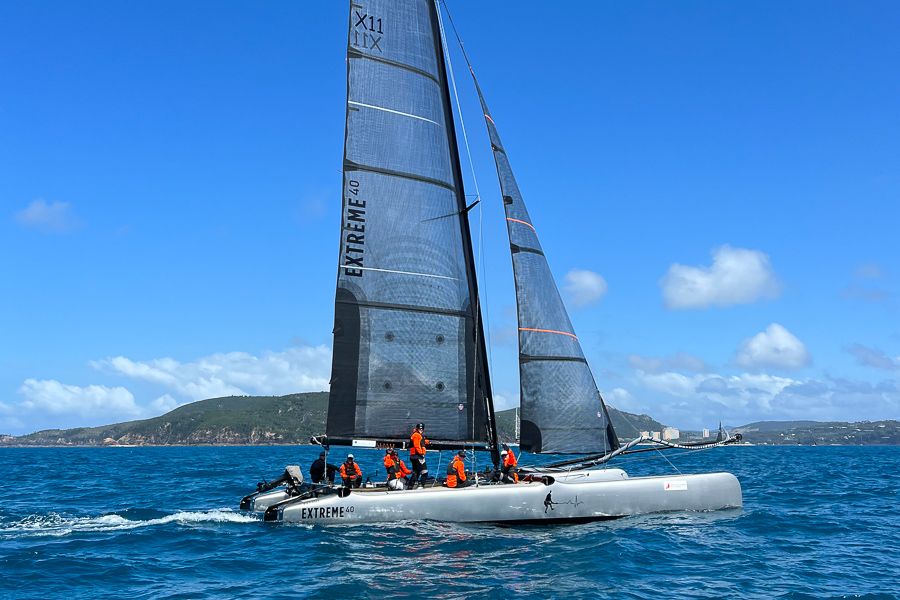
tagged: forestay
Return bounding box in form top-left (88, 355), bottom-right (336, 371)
top-left (326, 0), bottom-right (495, 450)
top-left (469, 73), bottom-right (619, 455)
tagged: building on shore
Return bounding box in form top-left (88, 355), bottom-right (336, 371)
top-left (662, 427), bottom-right (680, 441)
top-left (651, 431), bottom-right (661, 441)
top-left (702, 428), bottom-right (710, 438)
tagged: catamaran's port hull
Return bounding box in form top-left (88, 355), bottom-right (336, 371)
top-left (262, 471), bottom-right (742, 525)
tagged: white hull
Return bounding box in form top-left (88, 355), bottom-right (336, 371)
top-left (251, 469), bottom-right (742, 525)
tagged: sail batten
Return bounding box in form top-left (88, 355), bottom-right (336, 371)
top-left (327, 0), bottom-right (495, 453)
top-left (467, 71), bottom-right (619, 455)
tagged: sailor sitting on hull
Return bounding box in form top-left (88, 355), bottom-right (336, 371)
top-left (340, 454), bottom-right (362, 489)
top-left (500, 444), bottom-right (519, 484)
top-left (384, 448), bottom-right (412, 490)
top-left (408, 422), bottom-right (430, 489)
top-left (445, 450), bottom-right (472, 488)
top-left (310, 451), bottom-right (338, 485)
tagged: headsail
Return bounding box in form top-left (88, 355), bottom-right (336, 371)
top-left (468, 71), bottom-right (619, 455)
top-left (327, 0), bottom-right (496, 454)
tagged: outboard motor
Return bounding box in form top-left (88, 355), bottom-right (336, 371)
top-left (240, 465), bottom-right (305, 510)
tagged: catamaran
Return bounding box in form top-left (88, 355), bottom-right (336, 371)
top-left (241, 0), bottom-right (742, 524)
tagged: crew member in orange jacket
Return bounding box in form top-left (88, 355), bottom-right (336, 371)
top-left (500, 444), bottom-right (519, 484)
top-left (340, 454), bottom-right (362, 488)
top-left (408, 422), bottom-right (430, 489)
top-left (394, 450), bottom-right (412, 480)
top-left (445, 450), bottom-right (471, 488)
top-left (384, 448), bottom-right (411, 489)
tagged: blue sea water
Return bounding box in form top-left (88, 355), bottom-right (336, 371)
top-left (0, 445), bottom-right (898, 599)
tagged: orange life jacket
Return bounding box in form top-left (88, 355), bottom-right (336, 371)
top-left (502, 450), bottom-right (519, 483)
top-left (384, 454), bottom-right (397, 478)
top-left (410, 430), bottom-right (429, 458)
top-left (397, 459), bottom-right (412, 477)
top-left (446, 456), bottom-right (466, 488)
top-left (340, 461), bottom-right (361, 480)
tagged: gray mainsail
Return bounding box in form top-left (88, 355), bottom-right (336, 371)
top-left (469, 73), bottom-right (619, 455)
top-left (326, 0), bottom-right (497, 454)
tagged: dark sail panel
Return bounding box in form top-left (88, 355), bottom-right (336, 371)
top-left (327, 0), bottom-right (494, 448)
top-left (471, 77), bottom-right (619, 454)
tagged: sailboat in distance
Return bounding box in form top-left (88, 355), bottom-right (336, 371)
top-left (242, 0), bottom-right (742, 524)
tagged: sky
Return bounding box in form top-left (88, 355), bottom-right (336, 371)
top-left (1, 1), bottom-right (899, 436)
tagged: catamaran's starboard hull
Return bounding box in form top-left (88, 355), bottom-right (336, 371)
top-left (266, 471), bottom-right (742, 525)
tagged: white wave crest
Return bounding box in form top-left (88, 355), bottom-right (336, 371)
top-left (0, 508), bottom-right (258, 538)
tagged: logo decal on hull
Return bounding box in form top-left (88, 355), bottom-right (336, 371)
top-left (300, 506), bottom-right (351, 520)
top-left (543, 492), bottom-right (584, 513)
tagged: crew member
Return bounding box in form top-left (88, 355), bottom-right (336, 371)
top-left (384, 448), bottom-right (412, 490)
top-left (310, 451), bottom-right (327, 483)
top-left (500, 444), bottom-right (519, 484)
top-left (445, 450), bottom-right (471, 488)
top-left (384, 448), bottom-right (397, 480)
top-left (340, 454), bottom-right (362, 488)
top-left (408, 422), bottom-right (430, 489)
top-left (393, 449), bottom-right (412, 481)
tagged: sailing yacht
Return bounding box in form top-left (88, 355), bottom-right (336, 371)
top-left (241, 0), bottom-right (742, 524)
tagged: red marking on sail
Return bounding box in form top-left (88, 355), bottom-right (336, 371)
top-left (506, 217), bottom-right (535, 231)
top-left (484, 114), bottom-right (495, 125)
top-left (519, 327), bottom-right (578, 340)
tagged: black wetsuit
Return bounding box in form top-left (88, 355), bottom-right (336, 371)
top-left (310, 458), bottom-right (326, 483)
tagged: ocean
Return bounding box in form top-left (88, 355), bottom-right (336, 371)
top-left (1, 445), bottom-right (897, 599)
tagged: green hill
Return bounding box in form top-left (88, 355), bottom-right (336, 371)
top-left (7, 393), bottom-right (328, 446)
top-left (2, 393), bottom-right (666, 447)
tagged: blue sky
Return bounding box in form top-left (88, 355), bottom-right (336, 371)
top-left (1, 1), bottom-right (898, 435)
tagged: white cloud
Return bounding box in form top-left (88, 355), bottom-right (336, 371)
top-left (845, 344), bottom-right (900, 371)
top-left (601, 387), bottom-right (637, 410)
top-left (150, 394), bottom-right (182, 413)
top-left (564, 269), bottom-right (608, 307)
top-left (492, 391), bottom-right (519, 412)
top-left (92, 345), bottom-right (332, 401)
top-left (735, 323), bottom-right (810, 370)
top-left (628, 352), bottom-right (707, 374)
top-left (660, 245), bottom-right (780, 309)
top-left (14, 199), bottom-right (81, 233)
top-left (628, 362), bottom-right (900, 428)
top-left (17, 379), bottom-right (140, 419)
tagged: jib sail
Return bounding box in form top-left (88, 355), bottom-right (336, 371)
top-left (469, 72), bottom-right (619, 455)
top-left (326, 0), bottom-right (496, 453)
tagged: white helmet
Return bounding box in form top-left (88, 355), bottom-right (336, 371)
top-left (347, 454), bottom-right (354, 459)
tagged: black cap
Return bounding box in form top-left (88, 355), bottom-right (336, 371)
top-left (457, 450), bottom-right (465, 456)
top-left (319, 452), bottom-right (326, 457)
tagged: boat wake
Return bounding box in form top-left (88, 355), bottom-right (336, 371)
top-left (0, 508), bottom-right (258, 539)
